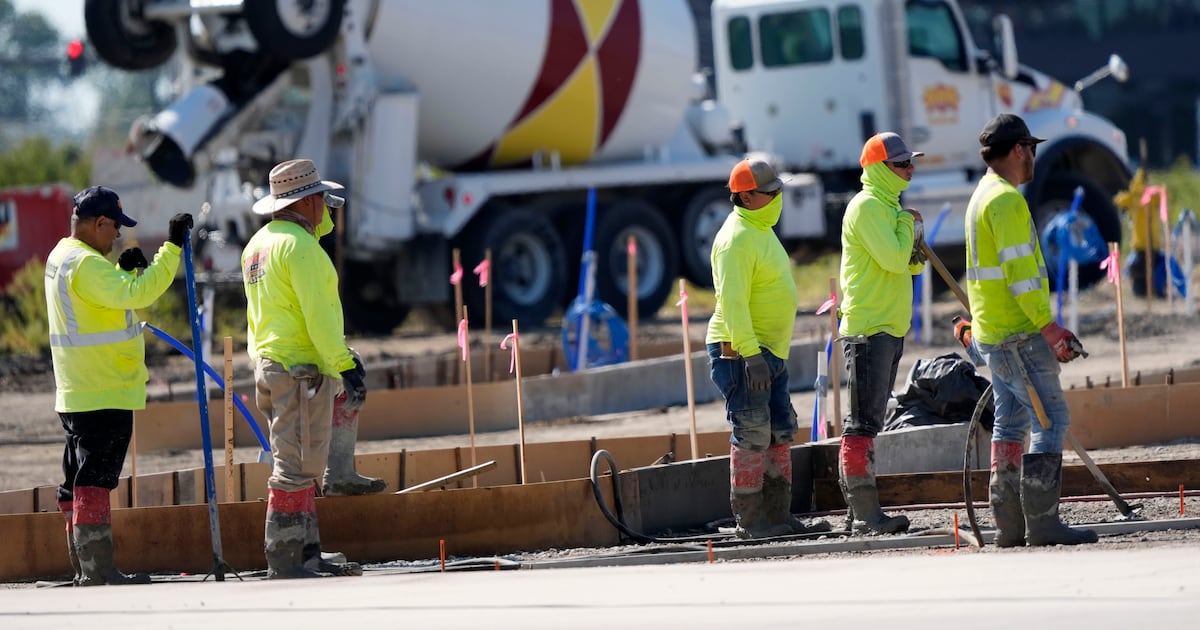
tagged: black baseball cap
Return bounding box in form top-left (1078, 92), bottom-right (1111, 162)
top-left (73, 186), bottom-right (138, 227)
top-left (979, 113), bottom-right (1046, 148)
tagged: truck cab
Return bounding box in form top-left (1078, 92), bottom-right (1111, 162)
top-left (711, 0), bottom-right (1131, 281)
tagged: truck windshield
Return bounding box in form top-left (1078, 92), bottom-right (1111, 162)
top-left (907, 1), bottom-right (966, 71)
top-left (760, 8), bottom-right (833, 67)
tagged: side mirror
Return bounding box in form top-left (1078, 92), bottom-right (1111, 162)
top-left (993, 15), bottom-right (1018, 80)
top-left (1108, 54), bottom-right (1129, 83)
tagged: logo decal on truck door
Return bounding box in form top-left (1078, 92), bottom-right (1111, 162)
top-left (922, 83), bottom-right (960, 124)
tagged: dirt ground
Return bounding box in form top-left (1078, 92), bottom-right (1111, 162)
top-left (3, 282), bottom-right (1200, 495)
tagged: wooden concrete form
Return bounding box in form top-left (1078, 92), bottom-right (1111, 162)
top-left (131, 339), bottom-right (825, 452)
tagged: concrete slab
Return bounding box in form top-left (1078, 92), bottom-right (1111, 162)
top-left (2, 545), bottom-right (1197, 629)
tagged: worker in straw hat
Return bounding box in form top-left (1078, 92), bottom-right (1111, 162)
top-left (706, 157), bottom-right (831, 539)
top-left (242, 158), bottom-right (368, 578)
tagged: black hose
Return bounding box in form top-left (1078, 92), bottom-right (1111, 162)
top-left (962, 384), bottom-right (992, 547)
top-left (589, 449), bottom-right (656, 543)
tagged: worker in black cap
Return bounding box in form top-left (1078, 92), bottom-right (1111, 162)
top-left (45, 185), bottom-right (192, 584)
top-left (960, 113), bottom-right (1097, 547)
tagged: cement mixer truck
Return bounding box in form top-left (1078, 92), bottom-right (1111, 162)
top-left (84, 0), bottom-right (1131, 333)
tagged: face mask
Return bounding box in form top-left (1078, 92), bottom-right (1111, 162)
top-left (316, 206), bottom-right (334, 238)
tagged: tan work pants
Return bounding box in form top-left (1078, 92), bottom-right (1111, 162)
top-left (255, 358), bottom-right (335, 492)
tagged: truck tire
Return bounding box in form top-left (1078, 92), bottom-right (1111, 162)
top-left (85, 0), bottom-right (177, 71)
top-left (680, 186), bottom-right (730, 288)
top-left (594, 200), bottom-right (679, 319)
top-left (1030, 173), bottom-right (1121, 290)
top-left (243, 0), bottom-right (344, 60)
top-left (462, 207), bottom-right (568, 326)
top-left (343, 267), bottom-right (411, 335)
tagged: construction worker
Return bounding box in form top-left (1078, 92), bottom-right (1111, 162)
top-left (963, 113), bottom-right (1097, 547)
top-left (837, 132), bottom-right (926, 535)
top-left (706, 157), bottom-right (830, 539)
top-left (45, 185), bottom-right (192, 585)
top-left (242, 159), bottom-right (368, 578)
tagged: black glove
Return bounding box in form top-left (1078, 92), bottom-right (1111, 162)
top-left (117, 247), bottom-right (149, 271)
top-left (744, 353), bottom-right (771, 392)
top-left (340, 358), bottom-right (367, 411)
top-left (168, 213), bottom-right (194, 247)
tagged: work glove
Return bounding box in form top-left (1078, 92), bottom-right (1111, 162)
top-left (340, 353), bottom-right (367, 411)
top-left (952, 316), bottom-right (972, 349)
top-left (1040, 321), bottom-right (1082, 363)
top-left (168, 213), bottom-right (194, 248)
top-left (744, 353), bottom-right (771, 392)
top-left (906, 208), bottom-right (927, 265)
top-left (117, 247), bottom-right (149, 271)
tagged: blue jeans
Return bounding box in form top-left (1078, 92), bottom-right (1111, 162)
top-left (707, 343), bottom-right (797, 450)
top-left (977, 334), bottom-right (1069, 453)
top-left (841, 333), bottom-right (904, 438)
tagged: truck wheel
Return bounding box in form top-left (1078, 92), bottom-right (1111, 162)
top-left (680, 187), bottom-right (730, 288)
top-left (1030, 174), bottom-right (1121, 290)
top-left (594, 200), bottom-right (679, 319)
top-left (85, 0), bottom-right (177, 71)
top-left (243, 0), bottom-right (344, 60)
top-left (462, 207), bottom-right (567, 326)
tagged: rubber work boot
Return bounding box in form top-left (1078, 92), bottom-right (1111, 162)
top-left (762, 444), bottom-right (831, 535)
top-left (302, 509), bottom-right (363, 577)
top-left (73, 486), bottom-right (150, 586)
top-left (988, 441), bottom-right (1026, 547)
top-left (730, 444), bottom-right (791, 539)
top-left (265, 487), bottom-right (330, 579)
top-left (1021, 453), bottom-right (1099, 546)
top-left (839, 436), bottom-right (909, 534)
top-left (57, 499), bottom-right (81, 585)
top-left (322, 393), bottom-right (387, 496)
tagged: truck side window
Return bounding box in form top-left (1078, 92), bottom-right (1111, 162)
top-left (760, 9), bottom-right (833, 67)
top-left (906, 1), bottom-right (966, 72)
top-left (728, 16), bottom-right (754, 70)
top-left (837, 5), bottom-right (864, 60)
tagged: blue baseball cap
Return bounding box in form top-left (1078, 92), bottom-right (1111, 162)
top-left (73, 186), bottom-right (138, 227)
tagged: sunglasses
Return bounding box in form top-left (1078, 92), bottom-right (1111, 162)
top-left (889, 159), bottom-right (913, 169)
top-left (1020, 141), bottom-right (1038, 157)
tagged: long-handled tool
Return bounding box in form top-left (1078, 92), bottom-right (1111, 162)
top-left (920, 241), bottom-right (1141, 518)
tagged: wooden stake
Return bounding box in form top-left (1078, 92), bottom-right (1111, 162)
top-left (510, 320), bottom-right (528, 484)
top-left (224, 336), bottom-right (236, 502)
top-left (678, 279), bottom-right (699, 460)
top-left (461, 306), bottom-right (478, 487)
top-left (130, 413), bottom-right (137, 508)
top-left (484, 249), bottom-right (493, 382)
top-left (627, 235), bottom-right (639, 361)
top-left (1144, 200), bottom-right (1153, 313)
top-left (452, 247), bottom-right (464, 333)
top-left (828, 278), bottom-right (842, 437)
top-left (1111, 242), bottom-right (1130, 388)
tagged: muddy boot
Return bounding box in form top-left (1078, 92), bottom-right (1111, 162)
top-left (72, 486), bottom-right (150, 586)
top-left (302, 508), bottom-right (363, 577)
top-left (989, 441), bottom-right (1025, 547)
top-left (730, 445), bottom-right (791, 539)
top-left (322, 393), bottom-right (386, 496)
top-left (57, 499), bottom-right (80, 584)
top-left (266, 487), bottom-right (330, 579)
top-left (1022, 453), bottom-right (1098, 546)
top-left (839, 436), bottom-right (909, 534)
top-left (762, 444), bottom-right (831, 535)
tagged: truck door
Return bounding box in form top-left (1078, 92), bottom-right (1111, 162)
top-left (714, 2), bottom-right (882, 171)
top-left (904, 0), bottom-right (988, 171)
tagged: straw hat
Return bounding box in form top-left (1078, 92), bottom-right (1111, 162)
top-left (252, 159), bottom-right (345, 215)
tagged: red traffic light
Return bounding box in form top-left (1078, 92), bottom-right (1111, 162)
top-left (66, 39), bottom-right (86, 77)
top-left (67, 39), bottom-right (84, 60)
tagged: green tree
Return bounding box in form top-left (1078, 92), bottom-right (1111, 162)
top-left (0, 136), bottom-right (91, 189)
top-left (0, 0), bottom-right (62, 124)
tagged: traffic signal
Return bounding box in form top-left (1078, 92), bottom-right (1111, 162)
top-left (66, 39), bottom-right (86, 78)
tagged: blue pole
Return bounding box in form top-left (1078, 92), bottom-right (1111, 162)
top-left (183, 236), bottom-right (228, 579)
top-left (143, 323), bottom-right (271, 453)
